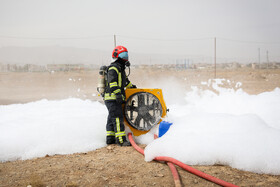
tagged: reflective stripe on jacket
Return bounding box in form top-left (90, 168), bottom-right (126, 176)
top-left (104, 62), bottom-right (133, 101)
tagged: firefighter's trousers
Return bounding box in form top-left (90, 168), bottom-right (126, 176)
top-left (105, 100), bottom-right (126, 144)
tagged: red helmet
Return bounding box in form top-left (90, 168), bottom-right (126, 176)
top-left (112, 46), bottom-right (128, 61)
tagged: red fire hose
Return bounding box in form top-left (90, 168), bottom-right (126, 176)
top-left (154, 134), bottom-right (181, 187)
top-left (167, 160), bottom-right (181, 187)
top-left (128, 133), bottom-right (181, 186)
top-left (128, 133), bottom-right (239, 187)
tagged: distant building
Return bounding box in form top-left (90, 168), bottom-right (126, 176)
top-left (46, 64), bottom-right (85, 72)
top-left (251, 63), bottom-right (258, 69)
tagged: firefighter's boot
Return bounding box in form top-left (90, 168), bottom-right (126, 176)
top-left (106, 136), bottom-right (116, 145)
top-left (121, 141), bottom-right (131, 146)
top-left (116, 136), bottom-right (131, 146)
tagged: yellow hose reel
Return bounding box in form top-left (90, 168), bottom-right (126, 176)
top-left (124, 88), bottom-right (168, 136)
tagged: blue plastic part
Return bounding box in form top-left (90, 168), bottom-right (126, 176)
top-left (158, 121), bottom-right (173, 137)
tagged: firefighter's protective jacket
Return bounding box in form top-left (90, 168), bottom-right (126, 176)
top-left (104, 60), bottom-right (133, 101)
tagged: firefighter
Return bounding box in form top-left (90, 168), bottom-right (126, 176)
top-left (104, 46), bottom-right (136, 146)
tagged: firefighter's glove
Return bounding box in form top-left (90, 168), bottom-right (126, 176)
top-left (116, 94), bottom-right (123, 104)
top-left (131, 84), bottom-right (137, 88)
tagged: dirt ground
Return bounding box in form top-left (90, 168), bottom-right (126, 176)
top-left (1, 68), bottom-right (280, 187)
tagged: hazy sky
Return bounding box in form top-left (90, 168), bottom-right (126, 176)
top-left (0, 0), bottom-right (280, 63)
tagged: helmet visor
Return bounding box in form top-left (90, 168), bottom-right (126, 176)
top-left (118, 52), bottom-right (129, 61)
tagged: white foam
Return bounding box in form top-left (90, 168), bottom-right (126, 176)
top-left (0, 99), bottom-right (107, 161)
top-left (1, 79), bottom-right (280, 175)
top-left (144, 79), bottom-right (280, 174)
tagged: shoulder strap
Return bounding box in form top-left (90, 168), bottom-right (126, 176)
top-left (108, 63), bottom-right (121, 72)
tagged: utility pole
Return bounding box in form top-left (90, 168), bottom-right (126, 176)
top-left (214, 37), bottom-right (216, 79)
top-left (267, 50), bottom-right (269, 69)
top-left (114, 34), bottom-right (116, 47)
top-left (258, 48), bottom-right (261, 68)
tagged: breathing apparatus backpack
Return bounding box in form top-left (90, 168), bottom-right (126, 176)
top-left (97, 65), bottom-right (108, 97)
top-left (97, 62), bottom-right (131, 98)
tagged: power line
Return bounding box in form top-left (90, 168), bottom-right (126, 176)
top-left (117, 35), bottom-right (212, 42)
top-left (0, 35), bottom-right (112, 40)
top-left (118, 35), bottom-right (280, 44)
top-left (1, 34), bottom-right (280, 45)
top-left (218, 37), bottom-right (280, 45)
